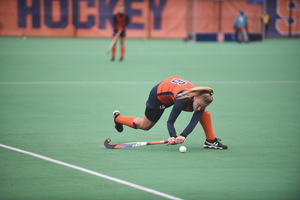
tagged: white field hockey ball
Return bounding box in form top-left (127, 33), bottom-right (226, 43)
top-left (179, 146), bottom-right (186, 153)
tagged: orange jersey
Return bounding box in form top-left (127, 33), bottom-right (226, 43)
top-left (146, 76), bottom-right (204, 138)
top-left (114, 13), bottom-right (129, 30)
top-left (156, 76), bottom-right (196, 106)
top-left (145, 76), bottom-right (205, 138)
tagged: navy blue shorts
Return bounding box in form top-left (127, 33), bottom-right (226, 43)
top-left (144, 107), bottom-right (164, 123)
top-left (113, 29), bottom-right (126, 37)
top-left (145, 83), bottom-right (175, 123)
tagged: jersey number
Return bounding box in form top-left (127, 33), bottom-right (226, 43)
top-left (171, 78), bottom-right (187, 86)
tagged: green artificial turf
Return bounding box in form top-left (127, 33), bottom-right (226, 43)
top-left (0, 36), bottom-right (299, 200)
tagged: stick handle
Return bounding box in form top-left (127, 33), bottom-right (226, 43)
top-left (104, 138), bottom-right (168, 149)
top-left (106, 28), bottom-right (123, 54)
top-left (149, 140), bottom-right (168, 145)
top-left (114, 28), bottom-right (123, 39)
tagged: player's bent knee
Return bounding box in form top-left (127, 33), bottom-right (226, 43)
top-left (139, 122), bottom-right (155, 131)
top-left (139, 124), bottom-right (151, 131)
top-left (142, 126), bottom-right (152, 131)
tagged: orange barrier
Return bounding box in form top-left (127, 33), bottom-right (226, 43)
top-left (0, 0), bottom-right (186, 38)
top-left (3, 0), bottom-right (296, 38)
top-left (0, 0), bottom-right (75, 37)
top-left (192, 1), bottom-right (262, 33)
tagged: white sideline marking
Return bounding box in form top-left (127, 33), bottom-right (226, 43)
top-left (0, 144), bottom-right (183, 200)
top-left (0, 50), bottom-right (298, 56)
top-left (0, 81), bottom-right (299, 85)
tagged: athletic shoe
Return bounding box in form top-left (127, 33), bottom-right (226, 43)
top-left (113, 110), bottom-right (123, 132)
top-left (204, 138), bottom-right (228, 149)
top-left (111, 57), bottom-right (115, 61)
top-left (119, 57), bottom-right (123, 61)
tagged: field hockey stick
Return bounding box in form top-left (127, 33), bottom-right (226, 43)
top-left (106, 28), bottom-right (123, 54)
top-left (104, 138), bottom-right (168, 149)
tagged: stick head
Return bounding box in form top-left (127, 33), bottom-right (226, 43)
top-left (104, 138), bottom-right (116, 149)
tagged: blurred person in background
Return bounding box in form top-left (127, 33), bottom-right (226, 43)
top-left (261, 12), bottom-right (270, 39)
top-left (234, 8), bottom-right (249, 43)
top-left (111, 5), bottom-right (129, 61)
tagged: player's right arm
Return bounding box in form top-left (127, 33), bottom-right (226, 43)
top-left (166, 101), bottom-right (184, 142)
top-left (167, 98), bottom-right (205, 142)
top-left (167, 100), bottom-right (185, 138)
top-left (167, 98), bottom-right (192, 146)
top-left (113, 15), bottom-right (117, 30)
top-left (124, 15), bottom-right (130, 29)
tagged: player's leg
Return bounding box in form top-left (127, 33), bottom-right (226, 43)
top-left (200, 108), bottom-right (215, 141)
top-left (119, 30), bottom-right (125, 61)
top-left (242, 30), bottom-right (249, 43)
top-left (237, 31), bottom-right (242, 43)
top-left (138, 107), bottom-right (164, 130)
top-left (200, 108), bottom-right (227, 149)
top-left (113, 107), bottom-right (163, 132)
top-left (133, 115), bottom-right (155, 130)
top-left (111, 30), bottom-right (117, 61)
top-left (111, 44), bottom-right (116, 61)
top-left (113, 110), bottom-right (137, 132)
top-left (113, 84), bottom-right (164, 132)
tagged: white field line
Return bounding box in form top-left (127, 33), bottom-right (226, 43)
top-left (0, 50), bottom-right (298, 56)
top-left (0, 81), bottom-right (299, 85)
top-left (0, 143), bottom-right (183, 200)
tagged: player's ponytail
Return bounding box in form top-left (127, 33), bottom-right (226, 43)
top-left (176, 87), bottom-right (214, 104)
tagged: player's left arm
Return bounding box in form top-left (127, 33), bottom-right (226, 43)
top-left (124, 15), bottom-right (130, 28)
top-left (167, 101), bottom-right (183, 138)
top-left (168, 98), bottom-right (202, 145)
top-left (167, 99), bottom-right (187, 145)
top-left (180, 110), bottom-right (205, 138)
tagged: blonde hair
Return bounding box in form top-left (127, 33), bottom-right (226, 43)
top-left (176, 87), bottom-right (214, 104)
